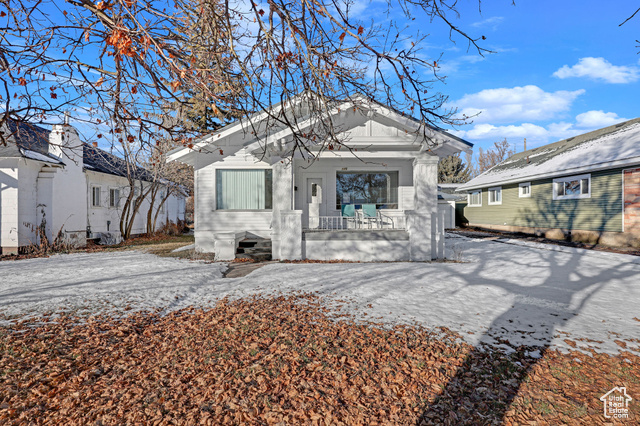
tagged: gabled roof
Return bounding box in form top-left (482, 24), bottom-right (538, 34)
top-left (0, 120), bottom-right (64, 165)
top-left (167, 95), bottom-right (473, 165)
top-left (0, 119), bottom-right (159, 181)
top-left (459, 118), bottom-right (640, 191)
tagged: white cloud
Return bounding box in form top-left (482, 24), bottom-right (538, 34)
top-left (574, 110), bottom-right (628, 128)
top-left (553, 57), bottom-right (640, 84)
top-left (454, 110), bottom-right (630, 148)
top-left (471, 16), bottom-right (504, 30)
top-left (458, 123), bottom-right (549, 140)
top-left (436, 55), bottom-right (486, 75)
top-left (452, 85), bottom-right (585, 124)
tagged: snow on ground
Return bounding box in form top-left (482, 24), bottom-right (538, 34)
top-left (1, 235), bottom-right (639, 355)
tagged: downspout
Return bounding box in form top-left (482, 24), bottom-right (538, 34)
top-left (85, 169), bottom-right (91, 237)
top-left (33, 160), bottom-right (43, 246)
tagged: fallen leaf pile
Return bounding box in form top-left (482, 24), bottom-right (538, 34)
top-left (0, 293), bottom-right (638, 425)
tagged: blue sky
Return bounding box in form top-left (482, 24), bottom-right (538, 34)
top-left (13, 0), bottom-right (639, 157)
top-left (360, 0), bottom-right (640, 153)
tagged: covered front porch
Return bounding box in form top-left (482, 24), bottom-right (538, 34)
top-left (270, 153), bottom-right (446, 262)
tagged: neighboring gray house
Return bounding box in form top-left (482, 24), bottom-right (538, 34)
top-left (168, 97), bottom-right (473, 261)
top-left (0, 119), bottom-right (186, 254)
top-left (437, 183), bottom-right (466, 229)
top-left (458, 118), bottom-right (640, 247)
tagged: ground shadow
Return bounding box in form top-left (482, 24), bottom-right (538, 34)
top-left (417, 237), bottom-right (638, 424)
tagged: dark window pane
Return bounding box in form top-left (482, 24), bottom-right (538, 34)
top-left (265, 170), bottom-right (273, 209)
top-left (557, 182), bottom-right (565, 196)
top-left (581, 178), bottom-right (589, 195)
top-left (336, 171), bottom-right (398, 209)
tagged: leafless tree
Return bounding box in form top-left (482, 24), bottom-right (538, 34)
top-left (473, 138), bottom-right (516, 176)
top-left (619, 6), bottom-right (640, 50)
top-left (2, 0), bottom-right (490, 151)
top-left (2, 0), bottom-right (492, 237)
top-left (143, 139), bottom-right (192, 233)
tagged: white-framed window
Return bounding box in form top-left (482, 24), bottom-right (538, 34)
top-left (335, 171), bottom-right (399, 209)
top-left (216, 169), bottom-right (273, 210)
top-left (519, 182), bottom-right (532, 198)
top-left (468, 190), bottom-right (482, 207)
top-left (91, 186), bottom-right (101, 207)
top-left (553, 174), bottom-right (591, 200)
top-left (109, 188), bottom-right (120, 208)
top-left (488, 186), bottom-right (502, 205)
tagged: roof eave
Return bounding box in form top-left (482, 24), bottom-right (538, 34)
top-left (458, 156), bottom-right (640, 191)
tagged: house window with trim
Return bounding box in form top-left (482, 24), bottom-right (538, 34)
top-left (91, 186), bottom-right (101, 207)
top-left (468, 190), bottom-right (482, 207)
top-left (216, 169), bottom-right (273, 210)
top-left (335, 171), bottom-right (398, 209)
top-left (519, 182), bottom-right (531, 198)
top-left (488, 187), bottom-right (502, 205)
top-left (109, 188), bottom-right (120, 208)
top-left (553, 174), bottom-right (591, 200)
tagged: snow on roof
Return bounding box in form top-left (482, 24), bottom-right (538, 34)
top-left (0, 120), bottom-right (64, 164)
top-left (459, 118), bottom-right (640, 191)
top-left (20, 148), bottom-right (64, 165)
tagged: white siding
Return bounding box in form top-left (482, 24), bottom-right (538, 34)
top-left (304, 239), bottom-right (410, 261)
top-left (194, 151), bottom-right (273, 251)
top-left (17, 159), bottom-right (42, 246)
top-left (86, 171), bottom-right (184, 236)
top-left (0, 159), bottom-right (19, 251)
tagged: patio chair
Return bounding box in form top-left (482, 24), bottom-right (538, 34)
top-left (341, 204), bottom-right (357, 229)
top-left (362, 204), bottom-right (380, 229)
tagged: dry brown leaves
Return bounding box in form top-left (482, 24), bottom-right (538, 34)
top-left (0, 294), bottom-right (638, 425)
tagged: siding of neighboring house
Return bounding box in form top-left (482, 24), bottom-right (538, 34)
top-left (464, 167), bottom-right (625, 233)
top-left (17, 159), bottom-right (42, 246)
top-left (624, 167), bottom-right (640, 234)
top-left (0, 159), bottom-right (19, 251)
top-left (86, 170), bottom-right (185, 236)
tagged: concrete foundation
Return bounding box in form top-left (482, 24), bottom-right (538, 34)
top-left (467, 222), bottom-right (640, 248)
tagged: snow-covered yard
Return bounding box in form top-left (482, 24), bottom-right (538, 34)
top-left (1, 234), bottom-right (639, 355)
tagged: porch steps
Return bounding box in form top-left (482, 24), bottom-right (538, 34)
top-left (236, 238), bottom-right (272, 262)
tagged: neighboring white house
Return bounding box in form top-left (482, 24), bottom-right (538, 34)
top-left (0, 119), bottom-right (186, 254)
top-left (168, 97), bottom-right (472, 262)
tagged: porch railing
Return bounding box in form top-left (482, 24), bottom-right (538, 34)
top-left (306, 213), bottom-right (407, 231)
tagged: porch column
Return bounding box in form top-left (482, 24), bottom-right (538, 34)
top-left (407, 154), bottom-right (440, 261)
top-left (271, 157), bottom-right (301, 260)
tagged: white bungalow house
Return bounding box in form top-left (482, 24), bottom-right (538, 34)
top-left (0, 119), bottom-right (186, 254)
top-left (168, 97), bottom-right (472, 261)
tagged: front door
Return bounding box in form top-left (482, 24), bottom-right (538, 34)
top-left (303, 176), bottom-right (326, 228)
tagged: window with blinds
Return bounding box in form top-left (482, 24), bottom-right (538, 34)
top-left (216, 169), bottom-right (273, 210)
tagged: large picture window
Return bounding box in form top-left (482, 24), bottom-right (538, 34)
top-left (336, 171), bottom-right (398, 209)
top-left (553, 174), bottom-right (591, 200)
top-left (216, 169), bottom-right (273, 210)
